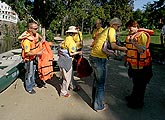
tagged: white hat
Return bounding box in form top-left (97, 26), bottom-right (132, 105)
top-left (66, 26), bottom-right (78, 33)
top-left (110, 17), bottom-right (122, 25)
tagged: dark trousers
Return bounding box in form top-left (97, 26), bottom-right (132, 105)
top-left (128, 64), bottom-right (153, 103)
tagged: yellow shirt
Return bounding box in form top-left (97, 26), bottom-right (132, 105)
top-left (131, 32), bottom-right (148, 69)
top-left (22, 39), bottom-right (30, 53)
top-left (61, 35), bottom-right (77, 54)
top-left (73, 31), bottom-right (83, 49)
top-left (92, 27), bottom-right (104, 40)
top-left (90, 27), bottom-right (116, 58)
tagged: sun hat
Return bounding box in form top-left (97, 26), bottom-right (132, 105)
top-left (110, 17), bottom-right (122, 26)
top-left (66, 26), bottom-right (78, 33)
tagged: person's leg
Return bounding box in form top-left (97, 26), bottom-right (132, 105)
top-left (160, 33), bottom-right (164, 46)
top-left (25, 61), bottom-right (35, 93)
top-left (127, 70), bottom-right (148, 108)
top-left (89, 56), bottom-right (107, 111)
top-left (60, 67), bottom-right (73, 96)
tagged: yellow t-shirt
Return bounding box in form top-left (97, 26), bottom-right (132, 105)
top-left (132, 32), bottom-right (148, 69)
top-left (22, 39), bottom-right (30, 53)
top-left (92, 27), bottom-right (104, 40)
top-left (73, 31), bottom-right (83, 49)
top-left (90, 27), bottom-right (116, 58)
top-left (61, 35), bottom-right (77, 54)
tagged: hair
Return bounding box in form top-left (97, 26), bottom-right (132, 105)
top-left (109, 17), bottom-right (122, 26)
top-left (28, 22), bottom-right (38, 29)
top-left (125, 20), bottom-right (139, 28)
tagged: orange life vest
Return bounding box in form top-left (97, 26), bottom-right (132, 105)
top-left (38, 41), bottom-right (54, 81)
top-left (125, 29), bottom-right (153, 67)
top-left (18, 31), bottom-right (41, 62)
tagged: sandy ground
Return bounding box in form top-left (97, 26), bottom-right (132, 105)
top-left (0, 39), bottom-right (165, 120)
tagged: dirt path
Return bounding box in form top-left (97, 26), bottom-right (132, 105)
top-left (0, 39), bottom-right (165, 120)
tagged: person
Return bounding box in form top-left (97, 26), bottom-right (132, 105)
top-left (89, 17), bottom-right (127, 112)
top-left (57, 26), bottom-right (82, 97)
top-left (160, 24), bottom-right (165, 46)
top-left (18, 22), bottom-right (45, 94)
top-left (72, 26), bottom-right (83, 72)
top-left (90, 19), bottom-right (104, 47)
top-left (124, 20), bottom-right (153, 109)
top-left (73, 26), bottom-right (83, 51)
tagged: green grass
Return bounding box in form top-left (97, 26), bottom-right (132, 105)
top-left (83, 29), bottom-right (162, 45)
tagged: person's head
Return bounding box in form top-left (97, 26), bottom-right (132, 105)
top-left (66, 26), bottom-right (78, 36)
top-left (125, 20), bottom-right (139, 34)
top-left (28, 22), bottom-right (38, 35)
top-left (76, 26), bottom-right (80, 31)
top-left (96, 19), bottom-right (102, 29)
top-left (109, 17), bottom-right (122, 30)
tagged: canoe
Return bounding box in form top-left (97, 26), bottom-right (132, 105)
top-left (0, 49), bottom-right (23, 93)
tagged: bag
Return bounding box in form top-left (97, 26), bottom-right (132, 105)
top-left (102, 40), bottom-right (116, 56)
top-left (101, 29), bottom-right (117, 56)
top-left (76, 56), bottom-right (93, 78)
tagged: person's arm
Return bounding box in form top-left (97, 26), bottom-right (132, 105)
top-left (130, 33), bottom-right (147, 54)
top-left (70, 51), bottom-right (82, 56)
top-left (108, 28), bottom-right (127, 52)
top-left (23, 39), bottom-right (44, 56)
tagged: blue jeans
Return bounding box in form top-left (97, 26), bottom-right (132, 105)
top-left (89, 56), bottom-right (107, 110)
top-left (24, 60), bottom-right (36, 91)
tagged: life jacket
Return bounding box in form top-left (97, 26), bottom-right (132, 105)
top-left (18, 31), bottom-right (41, 62)
top-left (37, 41), bottom-right (54, 81)
top-left (125, 29), bottom-right (153, 68)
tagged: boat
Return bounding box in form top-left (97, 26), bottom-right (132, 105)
top-left (0, 49), bottom-right (23, 93)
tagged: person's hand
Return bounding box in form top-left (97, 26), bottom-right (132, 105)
top-left (41, 39), bottom-right (46, 43)
top-left (37, 48), bottom-right (44, 56)
top-left (121, 47), bottom-right (127, 52)
top-left (78, 51), bottom-right (83, 55)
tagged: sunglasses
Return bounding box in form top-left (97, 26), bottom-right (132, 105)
top-left (31, 28), bottom-right (38, 30)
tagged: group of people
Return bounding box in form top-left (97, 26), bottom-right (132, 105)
top-left (18, 17), bottom-right (154, 112)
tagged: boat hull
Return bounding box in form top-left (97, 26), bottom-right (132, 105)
top-left (0, 66), bottom-right (19, 93)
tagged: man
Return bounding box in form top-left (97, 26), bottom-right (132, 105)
top-left (124, 20), bottom-right (153, 109)
top-left (160, 24), bottom-right (165, 46)
top-left (18, 22), bottom-right (44, 94)
top-left (90, 19), bottom-right (104, 47)
top-left (89, 18), bottom-right (127, 112)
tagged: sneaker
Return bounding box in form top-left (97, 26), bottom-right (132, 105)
top-left (61, 93), bottom-right (71, 97)
top-left (27, 89), bottom-right (36, 94)
top-left (96, 104), bottom-right (108, 112)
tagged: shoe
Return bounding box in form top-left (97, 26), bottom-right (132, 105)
top-left (96, 104), bottom-right (108, 112)
top-left (73, 86), bottom-right (80, 92)
top-left (27, 89), bottom-right (36, 94)
top-left (61, 93), bottom-right (71, 97)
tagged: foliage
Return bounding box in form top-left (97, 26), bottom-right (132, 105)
top-left (2, 0), bottom-right (164, 40)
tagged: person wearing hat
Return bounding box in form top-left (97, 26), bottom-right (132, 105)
top-left (89, 17), bottom-right (127, 112)
top-left (58, 26), bottom-right (82, 97)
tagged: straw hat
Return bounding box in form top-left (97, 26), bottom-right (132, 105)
top-left (66, 26), bottom-right (78, 33)
top-left (110, 17), bottom-right (122, 26)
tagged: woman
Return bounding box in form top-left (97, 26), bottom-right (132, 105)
top-left (58, 26), bottom-right (82, 97)
top-left (124, 20), bottom-right (153, 109)
top-left (89, 18), bottom-right (127, 111)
